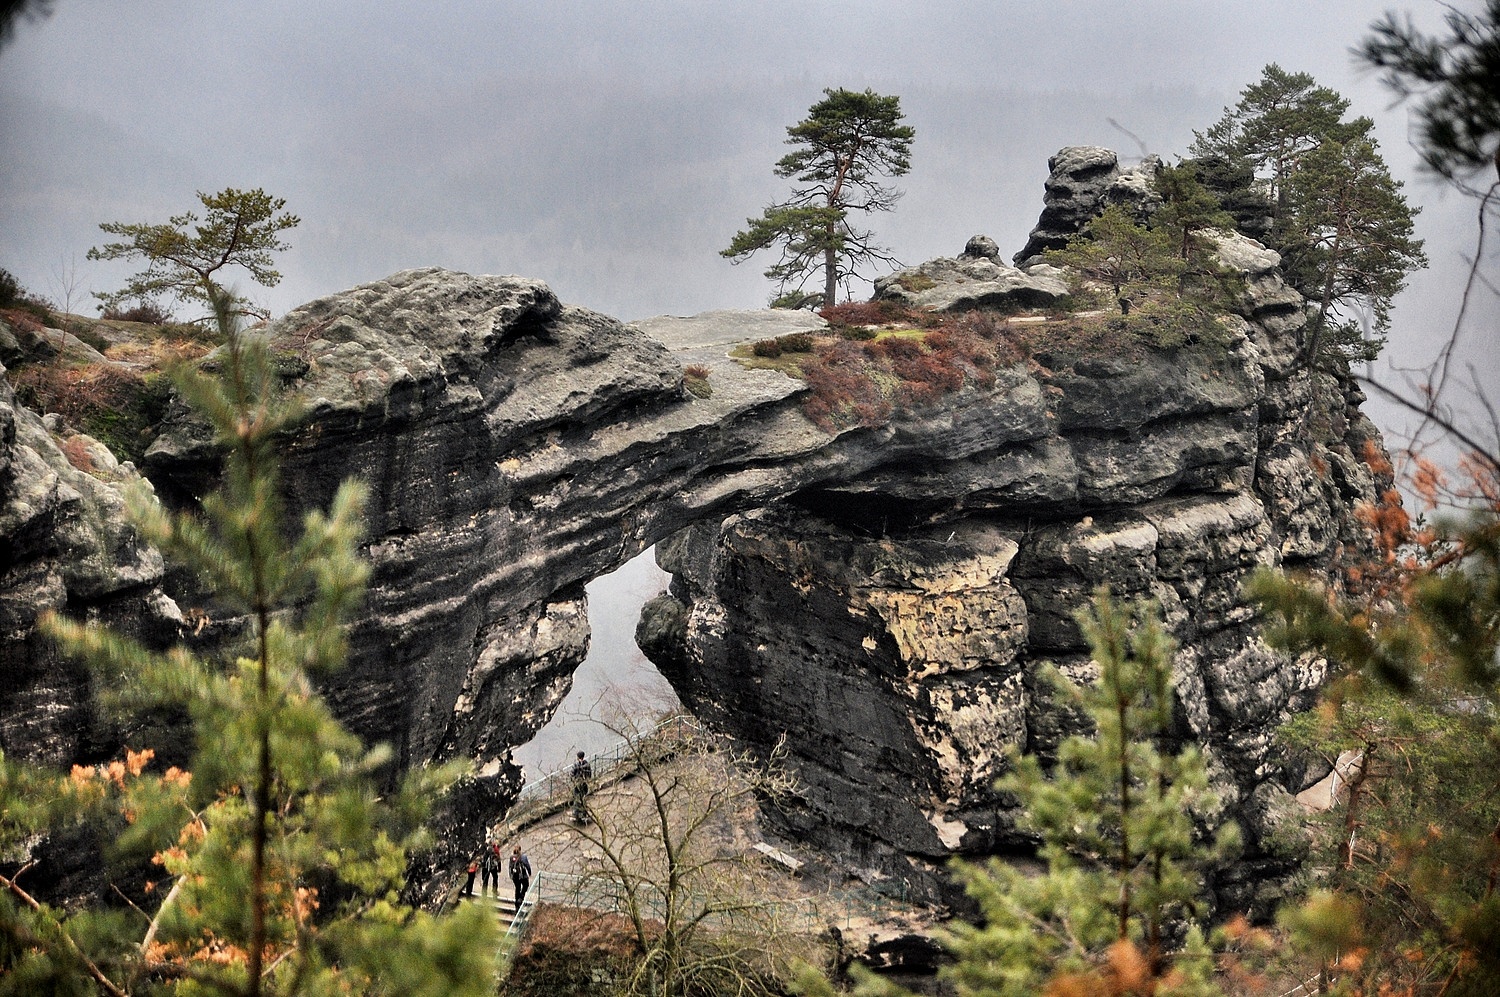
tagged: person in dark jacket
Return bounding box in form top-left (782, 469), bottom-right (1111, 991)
top-left (508, 845), bottom-right (532, 909)
top-left (480, 843), bottom-right (501, 894)
top-left (570, 750), bottom-right (593, 823)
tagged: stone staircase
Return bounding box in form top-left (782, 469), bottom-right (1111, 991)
top-left (459, 889), bottom-right (524, 935)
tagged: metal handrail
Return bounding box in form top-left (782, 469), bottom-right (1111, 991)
top-left (497, 715), bottom-right (706, 950)
top-left (512, 714), bottom-right (704, 807)
top-left (502, 867), bottom-right (910, 944)
top-left (494, 715), bottom-right (914, 959)
top-left (501, 872), bottom-right (545, 944)
top-left (1271, 975), bottom-right (1323, 997)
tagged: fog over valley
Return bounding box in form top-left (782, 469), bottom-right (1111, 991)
top-left (3, 2), bottom-right (1494, 459)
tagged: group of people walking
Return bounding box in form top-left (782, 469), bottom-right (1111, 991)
top-left (460, 748), bottom-right (596, 910)
top-left (461, 842), bottom-right (532, 910)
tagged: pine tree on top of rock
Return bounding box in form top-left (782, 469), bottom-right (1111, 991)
top-left (88, 187), bottom-right (300, 325)
top-left (722, 87), bottom-right (914, 310)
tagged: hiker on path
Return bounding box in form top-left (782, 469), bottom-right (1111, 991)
top-left (461, 854), bottom-right (479, 897)
top-left (509, 845), bottom-right (532, 910)
top-left (570, 750), bottom-right (593, 823)
top-left (480, 843), bottom-right (501, 895)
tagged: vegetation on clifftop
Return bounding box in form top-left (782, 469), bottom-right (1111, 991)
top-left (723, 88), bottom-right (915, 309)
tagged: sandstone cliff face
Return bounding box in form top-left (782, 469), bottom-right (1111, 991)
top-left (0, 364), bottom-right (177, 767)
top-left (638, 228), bottom-right (1386, 912)
top-left (0, 269), bottom-right (1162, 771)
top-left (0, 149), bottom-right (1384, 911)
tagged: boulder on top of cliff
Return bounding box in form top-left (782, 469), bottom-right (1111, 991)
top-left (872, 244), bottom-right (1069, 313)
top-left (1013, 147), bottom-right (1163, 265)
top-left (962, 234), bottom-right (1000, 261)
top-left (1207, 228), bottom-right (1282, 277)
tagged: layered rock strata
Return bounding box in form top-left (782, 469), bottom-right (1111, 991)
top-left (0, 366), bottom-right (177, 766)
top-left (640, 231), bottom-right (1386, 913)
top-left (1, 149), bottom-right (1383, 912)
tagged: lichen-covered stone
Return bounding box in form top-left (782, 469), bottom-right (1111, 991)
top-left (0, 358), bottom-right (176, 769)
top-left (642, 229), bottom-right (1386, 908)
top-left (1, 148), bottom-right (1388, 914)
top-left (873, 253), bottom-right (1070, 312)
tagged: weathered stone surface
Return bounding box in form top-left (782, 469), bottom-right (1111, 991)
top-left (652, 510), bottom-right (1032, 891)
top-left (873, 251), bottom-right (1069, 312)
top-left (1210, 229), bottom-right (1282, 277)
top-left (642, 216), bottom-right (1386, 911)
top-left (0, 359), bottom-right (177, 771)
top-left (10, 264), bottom-right (1279, 780)
top-left (961, 234), bottom-right (1000, 261)
top-left (1, 146), bottom-right (1389, 916)
top-left (1013, 147), bottom-right (1164, 264)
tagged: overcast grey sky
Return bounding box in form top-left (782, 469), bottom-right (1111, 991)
top-left (2, 1), bottom-right (1494, 458)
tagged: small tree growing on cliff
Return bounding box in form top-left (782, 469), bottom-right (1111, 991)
top-left (795, 591), bottom-right (1243, 997)
top-left (1046, 204), bottom-right (1184, 312)
top-left (88, 187), bottom-right (299, 323)
top-left (722, 88), bottom-right (914, 308)
top-left (1, 288), bottom-right (496, 996)
top-left (1046, 203), bottom-right (1239, 349)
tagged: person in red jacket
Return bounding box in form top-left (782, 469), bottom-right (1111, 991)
top-left (461, 854), bottom-right (478, 897)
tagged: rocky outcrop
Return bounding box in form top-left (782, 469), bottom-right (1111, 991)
top-left (1013, 146), bottom-right (1164, 265)
top-left (4, 265), bottom-right (1236, 776)
top-left (640, 227), bottom-right (1386, 914)
top-left (0, 362), bottom-right (180, 775)
top-left (1, 148), bottom-right (1385, 915)
top-left (873, 245), bottom-right (1070, 313)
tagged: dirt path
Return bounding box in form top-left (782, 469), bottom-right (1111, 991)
top-left (489, 746), bottom-right (940, 943)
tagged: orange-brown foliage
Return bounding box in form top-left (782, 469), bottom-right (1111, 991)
top-left (519, 905), bottom-right (648, 960)
top-left (800, 339), bottom-right (894, 431)
top-left (819, 300), bottom-right (934, 329)
top-left (60, 435), bottom-right (98, 473)
top-left (506, 904), bottom-right (648, 996)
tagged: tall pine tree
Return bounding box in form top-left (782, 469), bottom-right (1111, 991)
top-left (1190, 64), bottom-right (1425, 366)
top-left (722, 88), bottom-right (914, 308)
top-left (1282, 126), bottom-right (1427, 366)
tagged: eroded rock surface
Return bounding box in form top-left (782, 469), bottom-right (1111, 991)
top-left (1014, 146), bottom-right (1164, 265)
top-left (873, 247), bottom-right (1070, 313)
top-left (2, 153), bottom-right (1384, 914)
top-left (0, 363), bottom-right (177, 768)
top-left (640, 230), bottom-right (1385, 914)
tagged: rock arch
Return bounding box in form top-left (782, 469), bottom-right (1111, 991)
top-left (4, 241), bottom-right (1380, 910)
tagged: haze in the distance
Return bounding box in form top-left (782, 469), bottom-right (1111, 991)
top-left (2, 1), bottom-right (1493, 460)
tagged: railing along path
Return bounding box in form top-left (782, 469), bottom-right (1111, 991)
top-left (495, 714), bottom-right (908, 948)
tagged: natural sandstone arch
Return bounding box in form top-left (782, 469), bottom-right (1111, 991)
top-left (5, 250), bottom-right (1381, 911)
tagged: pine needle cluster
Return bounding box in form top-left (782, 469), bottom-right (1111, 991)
top-left (794, 590), bottom-right (1241, 997)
